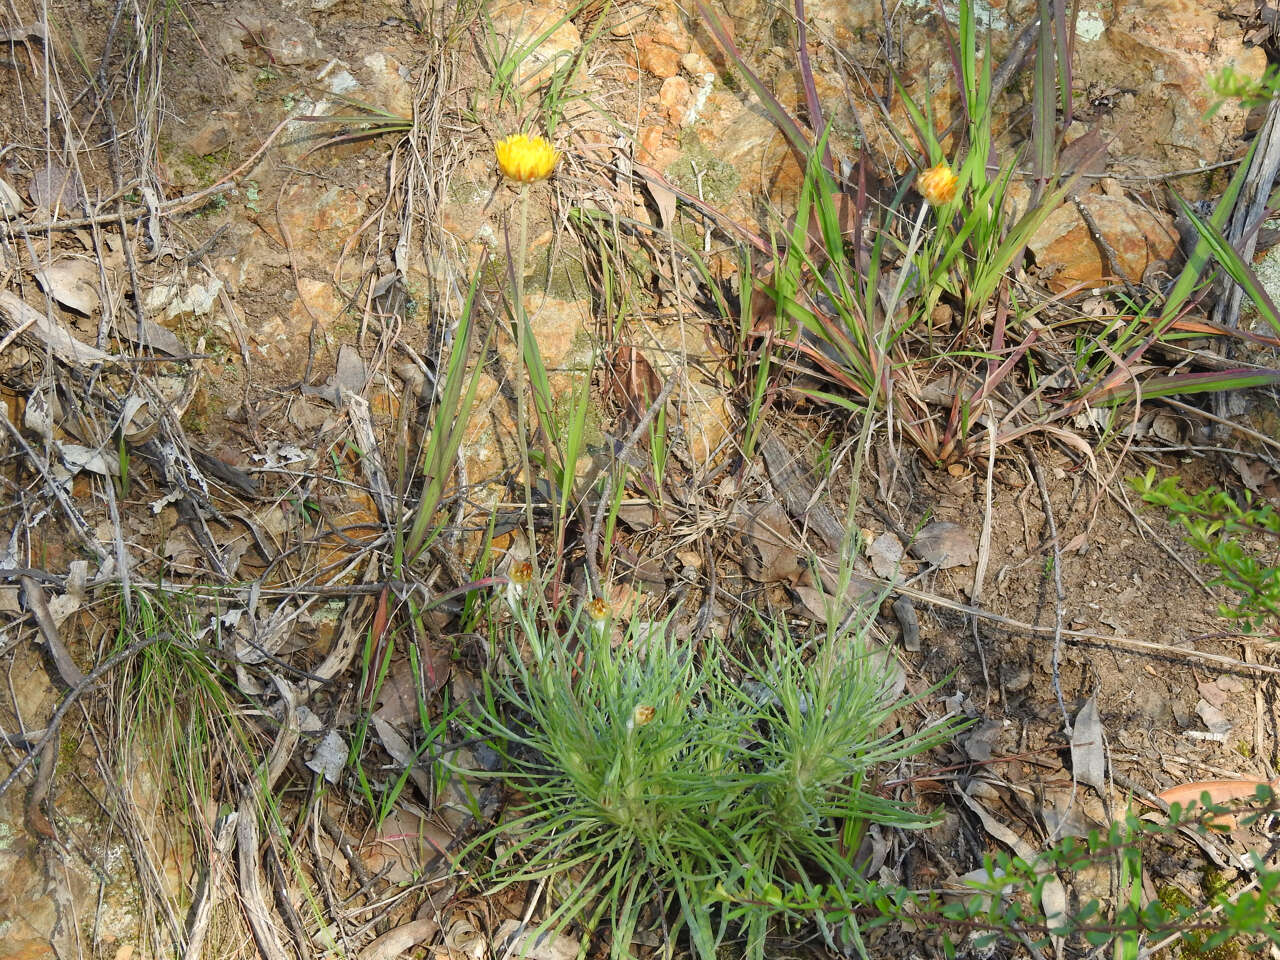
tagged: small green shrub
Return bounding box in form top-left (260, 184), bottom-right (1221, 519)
top-left (1133, 467), bottom-right (1280, 633)
top-left (716, 790), bottom-right (1280, 957)
top-left (1206, 62), bottom-right (1280, 117)
top-left (462, 596), bottom-right (958, 958)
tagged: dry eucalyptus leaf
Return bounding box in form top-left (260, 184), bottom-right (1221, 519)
top-left (1157, 777), bottom-right (1278, 814)
top-left (912, 521), bottom-right (978, 569)
top-left (30, 160), bottom-right (84, 214)
top-left (357, 919), bottom-right (440, 960)
top-left (35, 259), bottom-right (100, 315)
top-left (866, 531), bottom-right (905, 578)
top-left (494, 921), bottom-right (580, 960)
top-left (1195, 699), bottom-right (1231, 737)
top-left (1070, 697), bottom-right (1106, 792)
top-left (0, 177), bottom-right (22, 216)
top-left (305, 729), bottom-right (347, 784)
top-left (732, 500), bottom-right (802, 583)
top-left (0, 290), bottom-right (113, 365)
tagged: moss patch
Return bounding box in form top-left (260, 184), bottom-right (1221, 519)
top-left (665, 134), bottom-right (740, 208)
top-left (527, 243), bottom-right (590, 300)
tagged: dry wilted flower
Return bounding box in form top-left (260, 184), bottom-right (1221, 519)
top-left (631, 704), bottom-right (656, 728)
top-left (587, 597), bottom-right (611, 624)
top-left (495, 133), bottom-right (560, 183)
top-left (504, 557), bottom-right (536, 610)
top-left (917, 162), bottom-right (958, 206)
top-left (510, 560), bottom-right (534, 588)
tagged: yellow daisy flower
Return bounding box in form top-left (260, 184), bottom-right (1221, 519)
top-left (495, 133), bottom-right (561, 183)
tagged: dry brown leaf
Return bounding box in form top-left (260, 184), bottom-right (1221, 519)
top-left (35, 259), bottom-right (100, 315)
top-left (1157, 778), bottom-right (1277, 810)
top-left (494, 921), bottom-right (579, 960)
top-left (1070, 697), bottom-right (1106, 793)
top-left (357, 919), bottom-right (440, 960)
top-left (609, 344), bottom-right (661, 430)
top-left (1155, 778), bottom-right (1278, 829)
top-left (732, 500), bottom-right (802, 583)
top-left (912, 521), bottom-right (978, 569)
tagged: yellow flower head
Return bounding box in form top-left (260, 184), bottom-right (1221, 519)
top-left (495, 133), bottom-right (560, 183)
top-left (509, 560), bottom-right (534, 587)
top-left (632, 704), bottom-right (656, 728)
top-left (917, 162), bottom-right (958, 206)
top-left (587, 597), bottom-right (611, 623)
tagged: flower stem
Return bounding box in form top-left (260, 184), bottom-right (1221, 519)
top-left (513, 185), bottom-right (538, 562)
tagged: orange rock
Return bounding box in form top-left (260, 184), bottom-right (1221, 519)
top-left (0, 939), bottom-right (58, 960)
top-left (636, 125), bottom-right (670, 166)
top-left (636, 37), bottom-right (682, 78)
top-left (658, 76), bottom-right (691, 125)
top-left (1028, 194), bottom-right (1178, 293)
top-left (287, 277), bottom-right (345, 330)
